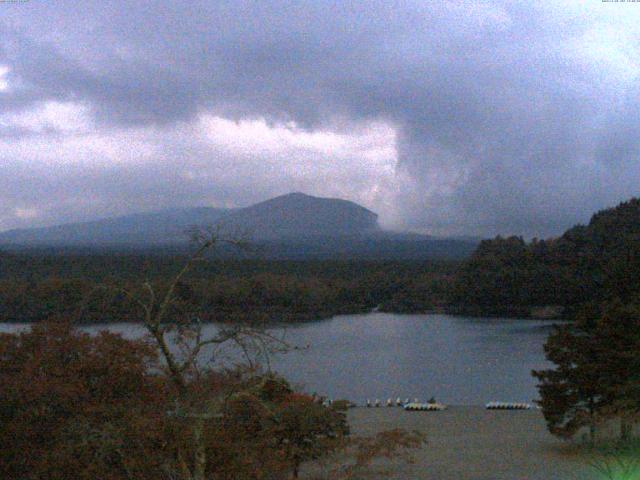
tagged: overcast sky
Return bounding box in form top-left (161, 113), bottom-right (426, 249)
top-left (0, 1), bottom-right (639, 237)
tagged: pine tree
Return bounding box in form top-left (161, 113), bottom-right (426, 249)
top-left (533, 301), bottom-right (640, 441)
top-left (591, 301), bottom-right (640, 440)
top-left (532, 315), bottom-right (604, 440)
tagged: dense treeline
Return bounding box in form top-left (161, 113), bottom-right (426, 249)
top-left (4, 197), bottom-right (640, 324)
top-left (0, 253), bottom-right (458, 323)
top-left (452, 198), bottom-right (640, 318)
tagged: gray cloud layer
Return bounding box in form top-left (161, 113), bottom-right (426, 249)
top-left (1, 1), bottom-right (639, 237)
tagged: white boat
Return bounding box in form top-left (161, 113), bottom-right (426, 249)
top-left (485, 401), bottom-right (531, 410)
top-left (403, 402), bottom-right (447, 411)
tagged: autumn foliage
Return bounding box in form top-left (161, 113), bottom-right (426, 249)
top-left (0, 321), bottom-right (354, 479)
top-left (0, 320), bottom-right (168, 479)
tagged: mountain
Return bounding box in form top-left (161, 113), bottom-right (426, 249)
top-left (0, 193), bottom-right (378, 245)
top-left (0, 207), bottom-right (230, 246)
top-left (0, 192), bottom-right (477, 259)
top-left (219, 192), bottom-right (379, 239)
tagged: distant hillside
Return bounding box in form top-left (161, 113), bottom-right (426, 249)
top-left (0, 207), bottom-right (230, 246)
top-left (0, 193), bottom-right (477, 259)
top-left (0, 193), bottom-right (375, 245)
top-left (452, 197), bottom-right (640, 317)
top-left (222, 192), bottom-right (379, 239)
top-left (0, 192), bottom-right (477, 259)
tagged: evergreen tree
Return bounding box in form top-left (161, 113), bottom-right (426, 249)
top-left (591, 301), bottom-right (640, 439)
top-left (533, 314), bottom-right (604, 440)
top-left (533, 301), bottom-right (640, 441)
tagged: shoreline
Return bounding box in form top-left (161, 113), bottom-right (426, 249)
top-left (0, 307), bottom-right (568, 326)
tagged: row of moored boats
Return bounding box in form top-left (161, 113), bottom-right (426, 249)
top-left (361, 398), bottom-right (532, 411)
top-left (484, 401), bottom-right (531, 410)
top-left (366, 398), bottom-right (447, 410)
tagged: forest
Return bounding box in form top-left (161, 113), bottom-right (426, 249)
top-left (2, 198), bottom-right (640, 324)
top-left (0, 253), bottom-right (458, 324)
top-left (451, 198), bottom-right (640, 319)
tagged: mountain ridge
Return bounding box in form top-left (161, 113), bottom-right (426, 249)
top-left (0, 192), bottom-right (379, 245)
top-left (0, 192), bottom-right (477, 259)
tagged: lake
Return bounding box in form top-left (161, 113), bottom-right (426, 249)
top-left (0, 312), bottom-right (559, 405)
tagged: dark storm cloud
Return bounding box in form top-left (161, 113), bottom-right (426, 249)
top-left (1, 1), bottom-right (639, 236)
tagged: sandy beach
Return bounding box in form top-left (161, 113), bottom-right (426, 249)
top-left (308, 406), bottom-right (598, 480)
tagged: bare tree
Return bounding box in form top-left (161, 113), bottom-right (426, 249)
top-left (82, 228), bottom-right (292, 480)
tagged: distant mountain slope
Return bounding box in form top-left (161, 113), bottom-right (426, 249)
top-left (0, 207), bottom-right (230, 246)
top-left (0, 192), bottom-right (477, 259)
top-left (223, 192), bottom-right (379, 239)
top-left (0, 193), bottom-right (378, 245)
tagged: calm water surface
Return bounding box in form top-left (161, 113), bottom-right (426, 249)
top-left (0, 313), bottom-right (559, 405)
